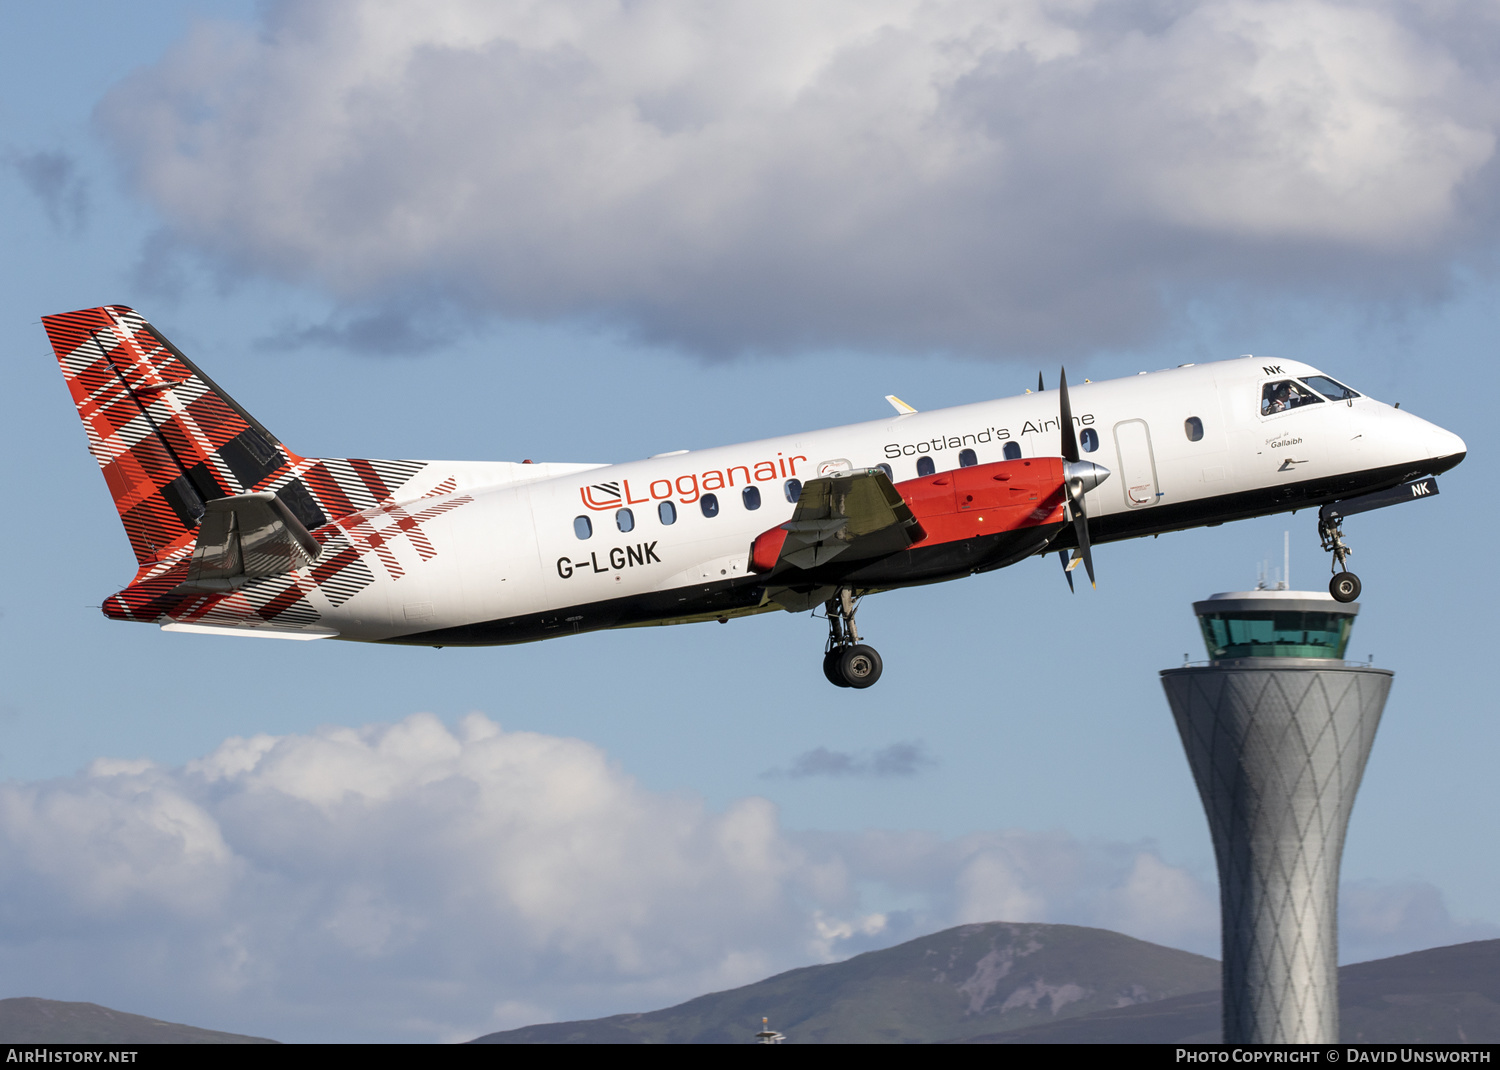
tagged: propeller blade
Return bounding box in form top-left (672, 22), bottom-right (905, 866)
top-left (1057, 548), bottom-right (1075, 593)
top-left (1038, 371), bottom-right (1044, 393)
top-left (1072, 507), bottom-right (1096, 588)
top-left (1057, 367), bottom-right (1079, 463)
top-left (1055, 369), bottom-right (1106, 590)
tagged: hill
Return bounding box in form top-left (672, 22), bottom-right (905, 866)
top-left (963, 939), bottom-right (1500, 1043)
top-left (0, 998), bottom-right (277, 1044)
top-left (471, 922), bottom-right (1219, 1044)
top-left (474, 928), bottom-right (1500, 1044)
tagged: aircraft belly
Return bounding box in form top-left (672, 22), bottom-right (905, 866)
top-left (383, 576), bottom-right (765, 646)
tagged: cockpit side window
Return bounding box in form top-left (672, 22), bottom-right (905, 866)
top-left (1261, 379), bottom-right (1324, 416)
top-left (1300, 375), bottom-right (1361, 401)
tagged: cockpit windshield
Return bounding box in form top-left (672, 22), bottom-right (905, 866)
top-left (1261, 380), bottom-right (1324, 415)
top-left (1299, 375), bottom-right (1361, 401)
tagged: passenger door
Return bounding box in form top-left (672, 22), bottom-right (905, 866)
top-left (1113, 420), bottom-right (1160, 508)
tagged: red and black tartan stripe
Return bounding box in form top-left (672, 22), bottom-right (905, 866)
top-left (43, 306), bottom-right (296, 566)
top-left (47, 306), bottom-right (448, 629)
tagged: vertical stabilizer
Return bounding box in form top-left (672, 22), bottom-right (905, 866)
top-left (45, 306), bottom-right (434, 633)
top-left (42, 305), bottom-right (298, 565)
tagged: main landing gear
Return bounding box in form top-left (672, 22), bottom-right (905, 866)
top-left (822, 588), bottom-right (882, 689)
top-left (1318, 512), bottom-right (1362, 603)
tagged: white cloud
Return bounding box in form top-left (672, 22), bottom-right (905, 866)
top-left (0, 713), bottom-right (1482, 1041)
top-left (99, 0), bottom-right (1500, 356)
top-left (1339, 879), bottom-right (1500, 964)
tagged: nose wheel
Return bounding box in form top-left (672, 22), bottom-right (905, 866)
top-left (1318, 513), bottom-right (1361, 603)
top-left (1329, 571), bottom-right (1361, 602)
top-left (822, 588), bottom-right (883, 688)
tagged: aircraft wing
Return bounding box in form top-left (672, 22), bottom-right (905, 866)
top-left (750, 468), bottom-right (926, 573)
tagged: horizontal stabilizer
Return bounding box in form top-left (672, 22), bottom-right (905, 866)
top-left (161, 622), bottom-right (337, 640)
top-left (179, 492), bottom-right (321, 593)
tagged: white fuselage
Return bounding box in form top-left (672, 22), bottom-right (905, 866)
top-left (249, 357), bottom-right (1464, 644)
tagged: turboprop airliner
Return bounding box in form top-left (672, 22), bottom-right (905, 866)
top-left (43, 305), bottom-right (1465, 688)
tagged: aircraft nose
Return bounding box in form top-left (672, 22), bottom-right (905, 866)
top-left (1429, 424), bottom-right (1466, 473)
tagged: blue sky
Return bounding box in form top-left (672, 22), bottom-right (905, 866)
top-left (1, 0), bottom-right (1497, 1043)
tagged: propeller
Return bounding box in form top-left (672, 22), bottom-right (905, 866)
top-left (1056, 368), bottom-right (1110, 589)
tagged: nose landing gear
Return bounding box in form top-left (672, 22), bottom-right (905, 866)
top-left (1318, 512), bottom-right (1361, 603)
top-left (1316, 477), bottom-right (1444, 604)
top-left (822, 588), bottom-right (883, 688)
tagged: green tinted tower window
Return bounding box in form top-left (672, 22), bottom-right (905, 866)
top-left (1192, 591), bottom-right (1357, 663)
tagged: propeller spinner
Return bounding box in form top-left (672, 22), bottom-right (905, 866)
top-left (1055, 368), bottom-right (1110, 589)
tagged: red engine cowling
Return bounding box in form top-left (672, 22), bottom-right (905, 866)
top-left (749, 458), bottom-right (1068, 573)
top-left (899, 457), bottom-right (1067, 549)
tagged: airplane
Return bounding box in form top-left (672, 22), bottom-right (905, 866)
top-left (42, 305), bottom-right (1466, 688)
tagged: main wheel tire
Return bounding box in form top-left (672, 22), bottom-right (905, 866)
top-left (1330, 571), bottom-right (1362, 602)
top-left (838, 645), bottom-right (883, 689)
top-left (823, 649), bottom-right (851, 687)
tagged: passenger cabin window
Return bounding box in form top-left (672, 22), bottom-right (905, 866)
top-left (1003, 442), bottom-right (1022, 461)
top-left (742, 486), bottom-right (761, 510)
top-left (1184, 417), bottom-right (1204, 442)
top-left (701, 493), bottom-right (719, 518)
top-left (959, 448), bottom-right (978, 467)
top-left (616, 508), bottom-right (634, 533)
top-left (573, 515), bottom-right (592, 540)
top-left (917, 455), bottom-right (935, 477)
top-left (658, 500), bottom-right (676, 525)
top-left (877, 463), bottom-right (893, 480)
top-left (1301, 375), bottom-right (1361, 401)
top-left (1261, 380), bottom-right (1323, 415)
top-left (1080, 429), bottom-right (1098, 453)
top-left (784, 479), bottom-right (802, 503)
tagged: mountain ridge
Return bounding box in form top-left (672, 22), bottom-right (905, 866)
top-left (472, 921), bottom-right (1219, 1044)
top-left (0, 997), bottom-right (277, 1044)
top-left (472, 927), bottom-right (1500, 1044)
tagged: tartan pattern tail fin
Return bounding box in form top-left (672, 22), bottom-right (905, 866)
top-left (42, 305), bottom-right (300, 566)
top-left (43, 306), bottom-right (428, 574)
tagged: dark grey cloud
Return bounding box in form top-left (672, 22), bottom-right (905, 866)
top-left (769, 741), bottom-right (935, 779)
top-left (98, 1), bottom-right (1500, 357)
top-left (8, 149), bottom-right (88, 231)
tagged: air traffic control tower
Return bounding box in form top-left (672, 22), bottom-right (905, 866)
top-left (1160, 589), bottom-right (1392, 1044)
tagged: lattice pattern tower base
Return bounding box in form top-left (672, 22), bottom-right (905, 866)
top-left (1161, 664), bottom-right (1391, 1044)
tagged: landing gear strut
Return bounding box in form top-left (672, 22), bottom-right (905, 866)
top-left (1318, 513), bottom-right (1362, 603)
top-left (822, 588), bottom-right (882, 688)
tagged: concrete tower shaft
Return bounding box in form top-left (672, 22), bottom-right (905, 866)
top-left (1162, 666), bottom-right (1390, 1042)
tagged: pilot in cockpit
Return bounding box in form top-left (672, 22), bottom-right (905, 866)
top-left (1261, 380), bottom-right (1321, 415)
top-left (1262, 381), bottom-right (1292, 414)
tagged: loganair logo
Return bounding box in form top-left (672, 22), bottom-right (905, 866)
top-left (580, 454), bottom-right (808, 511)
top-left (581, 481), bottom-right (623, 509)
